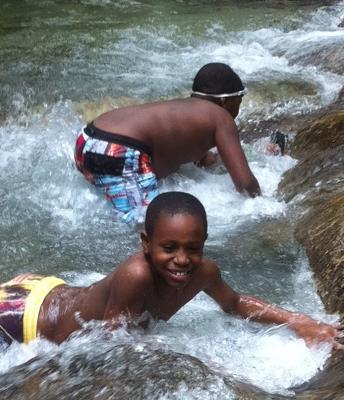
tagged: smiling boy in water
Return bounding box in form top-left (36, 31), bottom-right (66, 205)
top-left (0, 192), bottom-right (343, 348)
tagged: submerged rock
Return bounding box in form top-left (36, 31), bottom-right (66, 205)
top-left (0, 343), bottom-right (284, 400)
top-left (294, 348), bottom-right (344, 399)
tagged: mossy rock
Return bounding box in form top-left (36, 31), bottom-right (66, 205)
top-left (290, 110), bottom-right (344, 159)
top-left (295, 193), bottom-right (344, 314)
top-left (278, 144), bottom-right (344, 205)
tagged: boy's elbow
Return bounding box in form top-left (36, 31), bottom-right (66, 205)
top-left (221, 297), bottom-right (240, 315)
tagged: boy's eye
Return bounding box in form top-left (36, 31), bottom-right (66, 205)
top-left (188, 247), bottom-right (202, 254)
top-left (162, 245), bottom-right (175, 252)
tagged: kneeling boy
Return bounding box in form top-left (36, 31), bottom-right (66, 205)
top-left (0, 192), bottom-right (343, 348)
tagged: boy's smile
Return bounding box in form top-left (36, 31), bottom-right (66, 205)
top-left (141, 212), bottom-right (207, 289)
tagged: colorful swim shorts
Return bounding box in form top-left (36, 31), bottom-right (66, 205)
top-left (0, 274), bottom-right (65, 344)
top-left (74, 123), bottom-right (159, 223)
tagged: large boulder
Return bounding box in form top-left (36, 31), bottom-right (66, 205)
top-left (278, 143), bottom-right (344, 206)
top-left (278, 109), bottom-right (344, 315)
top-left (0, 343), bottom-right (277, 400)
top-left (288, 110), bottom-right (344, 159)
top-left (294, 193), bottom-right (344, 314)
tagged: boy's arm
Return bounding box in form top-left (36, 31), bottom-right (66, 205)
top-left (214, 115), bottom-right (261, 197)
top-left (204, 263), bottom-right (344, 349)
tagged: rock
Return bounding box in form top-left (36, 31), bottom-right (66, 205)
top-left (0, 343), bottom-right (278, 400)
top-left (239, 96), bottom-right (344, 144)
top-left (294, 193), bottom-right (344, 314)
top-left (277, 108), bottom-right (344, 314)
top-left (288, 43), bottom-right (344, 75)
top-left (294, 347), bottom-right (344, 399)
top-left (278, 143), bottom-right (344, 206)
top-left (288, 110), bottom-right (344, 159)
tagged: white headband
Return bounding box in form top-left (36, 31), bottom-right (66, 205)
top-left (191, 88), bottom-right (247, 98)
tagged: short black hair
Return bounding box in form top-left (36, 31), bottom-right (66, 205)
top-left (192, 62), bottom-right (244, 95)
top-left (145, 192), bottom-right (207, 237)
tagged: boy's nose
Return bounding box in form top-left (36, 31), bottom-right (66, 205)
top-left (174, 251), bottom-right (189, 266)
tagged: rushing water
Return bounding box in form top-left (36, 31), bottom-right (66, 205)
top-left (1, 1), bottom-right (344, 399)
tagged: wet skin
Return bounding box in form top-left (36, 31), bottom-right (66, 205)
top-left (92, 96), bottom-right (260, 197)
top-left (38, 212), bottom-right (344, 348)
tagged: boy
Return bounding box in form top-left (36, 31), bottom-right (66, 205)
top-left (0, 192), bottom-right (343, 348)
top-left (74, 63), bottom-right (261, 222)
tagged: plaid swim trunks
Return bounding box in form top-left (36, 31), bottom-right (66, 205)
top-left (74, 123), bottom-right (159, 223)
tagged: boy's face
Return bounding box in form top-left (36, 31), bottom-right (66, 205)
top-left (222, 96), bottom-right (242, 119)
top-left (141, 212), bottom-right (207, 289)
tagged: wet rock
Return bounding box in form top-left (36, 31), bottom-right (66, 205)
top-left (0, 343), bottom-right (282, 400)
top-left (231, 0), bottom-right (338, 5)
top-left (277, 144), bottom-right (344, 206)
top-left (294, 193), bottom-right (344, 314)
top-left (277, 108), bottom-right (344, 315)
top-left (239, 98), bottom-right (344, 144)
top-left (336, 86), bottom-right (344, 103)
top-left (288, 43), bottom-right (344, 75)
top-left (288, 110), bottom-right (344, 159)
top-left (293, 347), bottom-right (344, 399)
top-left (272, 93), bottom-right (344, 398)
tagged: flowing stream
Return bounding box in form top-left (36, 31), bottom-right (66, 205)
top-left (1, 1), bottom-right (344, 398)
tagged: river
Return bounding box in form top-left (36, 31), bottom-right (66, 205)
top-left (0, 1), bottom-right (344, 399)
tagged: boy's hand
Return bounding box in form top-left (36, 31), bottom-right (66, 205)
top-left (266, 143), bottom-right (282, 156)
top-left (289, 314), bottom-right (344, 350)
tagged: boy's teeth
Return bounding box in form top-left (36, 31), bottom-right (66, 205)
top-left (172, 271), bottom-right (187, 276)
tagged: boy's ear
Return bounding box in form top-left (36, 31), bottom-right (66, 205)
top-left (140, 231), bottom-right (150, 254)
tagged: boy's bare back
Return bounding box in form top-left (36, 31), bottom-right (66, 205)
top-left (94, 97), bottom-right (259, 195)
top-left (95, 98), bottom-right (231, 175)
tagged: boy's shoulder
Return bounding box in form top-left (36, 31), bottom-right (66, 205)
top-left (111, 252), bottom-right (154, 287)
top-left (203, 257), bottom-right (221, 275)
top-left (195, 257), bottom-right (221, 286)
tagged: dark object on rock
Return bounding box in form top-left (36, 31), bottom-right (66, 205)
top-left (270, 131), bottom-right (288, 155)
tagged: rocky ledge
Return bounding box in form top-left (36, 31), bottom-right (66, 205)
top-left (278, 107), bottom-right (344, 316)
